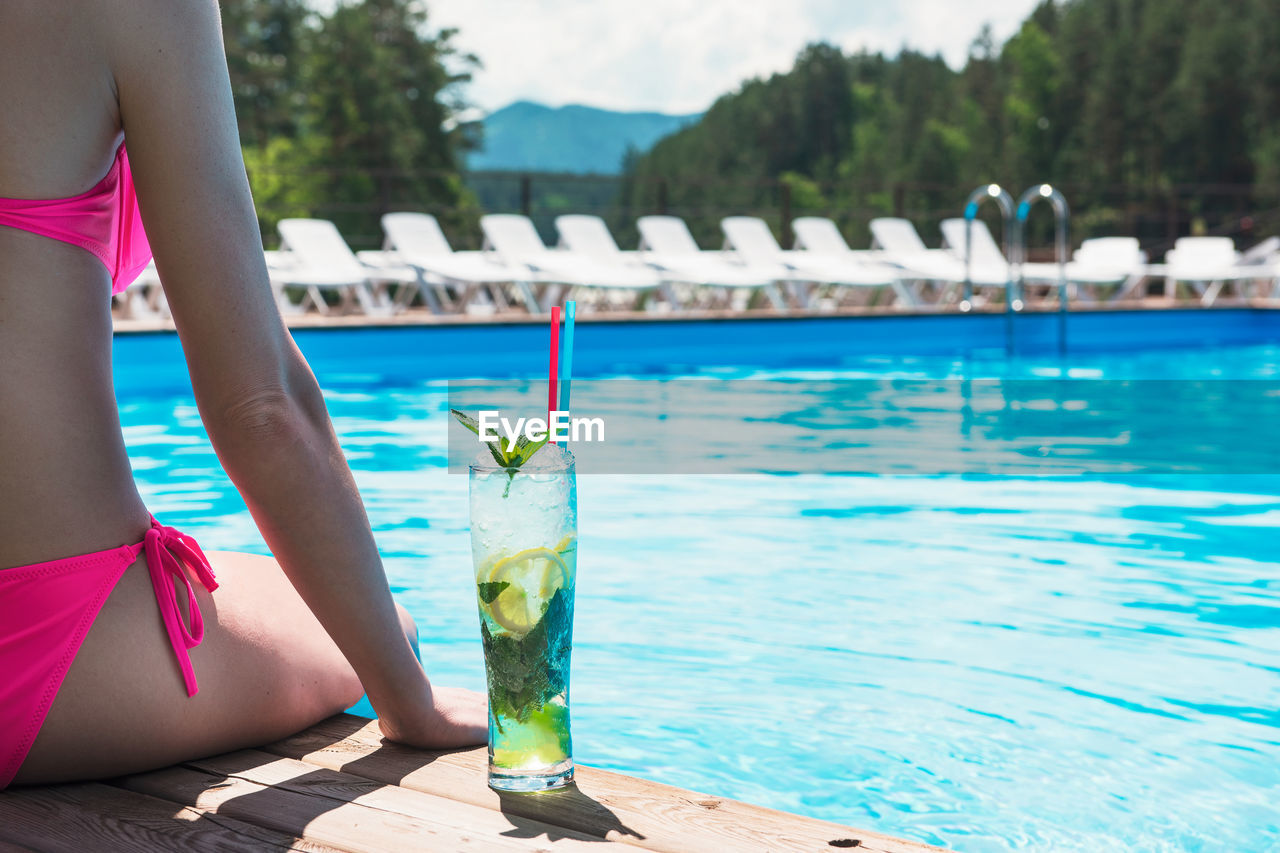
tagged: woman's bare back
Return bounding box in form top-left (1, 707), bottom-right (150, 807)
top-left (0, 2), bottom-right (153, 566)
top-left (0, 3), bottom-right (381, 786)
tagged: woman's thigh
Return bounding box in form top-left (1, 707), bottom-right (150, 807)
top-left (13, 549), bottom-right (367, 785)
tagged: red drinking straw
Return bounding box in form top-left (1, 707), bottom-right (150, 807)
top-left (547, 306), bottom-right (561, 444)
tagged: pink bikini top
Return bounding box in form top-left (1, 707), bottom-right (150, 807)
top-left (0, 141), bottom-right (152, 295)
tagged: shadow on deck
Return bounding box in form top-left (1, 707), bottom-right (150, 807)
top-left (0, 713), bottom-right (948, 852)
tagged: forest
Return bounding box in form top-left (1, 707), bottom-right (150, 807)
top-left (219, 0), bottom-right (1280, 252)
top-left (220, 0), bottom-right (479, 245)
top-left (623, 0), bottom-right (1280, 248)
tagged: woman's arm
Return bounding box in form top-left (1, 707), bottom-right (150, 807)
top-left (103, 0), bottom-right (482, 747)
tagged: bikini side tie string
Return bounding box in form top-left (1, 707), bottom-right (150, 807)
top-left (131, 516), bottom-right (219, 697)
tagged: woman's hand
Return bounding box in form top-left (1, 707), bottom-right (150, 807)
top-left (377, 684), bottom-right (488, 750)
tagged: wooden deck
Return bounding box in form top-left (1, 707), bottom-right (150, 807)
top-left (0, 713), bottom-right (947, 852)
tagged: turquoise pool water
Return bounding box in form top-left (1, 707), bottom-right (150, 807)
top-left (115, 329), bottom-right (1280, 852)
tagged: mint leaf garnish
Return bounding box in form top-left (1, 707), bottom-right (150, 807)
top-left (511, 433), bottom-right (550, 466)
top-left (450, 408), bottom-right (483, 436)
top-left (486, 442), bottom-right (509, 469)
top-left (451, 408), bottom-right (550, 472)
top-left (477, 581), bottom-right (510, 604)
top-left (480, 588), bottom-right (573, 724)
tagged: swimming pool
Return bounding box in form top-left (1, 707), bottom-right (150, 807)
top-left (114, 313), bottom-right (1280, 852)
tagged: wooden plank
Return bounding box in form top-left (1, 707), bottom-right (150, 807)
top-left (262, 714), bottom-right (948, 853)
top-left (0, 841), bottom-right (39, 853)
top-left (114, 758), bottom-right (605, 852)
top-left (185, 749), bottom-right (611, 849)
top-left (0, 782), bottom-right (335, 852)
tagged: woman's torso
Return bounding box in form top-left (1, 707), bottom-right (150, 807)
top-left (0, 2), bottom-right (152, 568)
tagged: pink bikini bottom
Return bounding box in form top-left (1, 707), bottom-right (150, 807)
top-left (0, 515), bottom-right (217, 789)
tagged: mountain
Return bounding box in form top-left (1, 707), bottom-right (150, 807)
top-left (467, 101), bottom-right (702, 175)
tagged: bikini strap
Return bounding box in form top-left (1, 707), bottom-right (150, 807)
top-left (126, 516), bottom-right (219, 697)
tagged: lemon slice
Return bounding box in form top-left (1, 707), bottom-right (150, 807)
top-left (482, 547), bottom-right (568, 635)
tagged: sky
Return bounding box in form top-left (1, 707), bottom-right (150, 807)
top-left (309, 1), bottom-right (1043, 115)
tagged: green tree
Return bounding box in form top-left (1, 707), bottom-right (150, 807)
top-left (221, 0), bottom-right (481, 246)
top-left (624, 0), bottom-right (1280, 246)
top-left (1001, 20), bottom-right (1062, 185)
top-left (1164, 0), bottom-right (1252, 185)
top-left (221, 0), bottom-right (313, 146)
top-left (299, 0), bottom-right (479, 242)
top-left (240, 134), bottom-right (331, 237)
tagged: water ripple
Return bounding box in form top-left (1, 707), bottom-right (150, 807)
top-left (112, 343), bottom-right (1280, 853)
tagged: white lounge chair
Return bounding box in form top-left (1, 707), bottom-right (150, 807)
top-left (1163, 237), bottom-right (1261, 304)
top-left (271, 218), bottom-right (417, 316)
top-left (720, 216), bottom-right (911, 308)
top-left (788, 216), bottom-right (929, 303)
top-left (635, 215), bottom-right (786, 310)
top-left (865, 216), bottom-right (1005, 308)
top-left (790, 217), bottom-right (890, 266)
top-left (868, 217), bottom-right (1000, 287)
top-left (794, 217), bottom-right (929, 299)
top-left (480, 214), bottom-right (662, 313)
top-left (1239, 237), bottom-right (1280, 299)
top-left (1240, 236), bottom-right (1280, 266)
top-left (380, 212), bottom-right (533, 315)
top-left (1074, 237), bottom-right (1146, 269)
top-left (939, 217), bottom-right (1036, 278)
top-left (554, 215), bottom-right (676, 310)
top-left (792, 217), bottom-right (860, 256)
top-left (1073, 237), bottom-right (1153, 301)
top-left (259, 250), bottom-right (311, 314)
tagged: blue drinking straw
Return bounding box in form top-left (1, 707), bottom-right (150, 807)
top-left (558, 301), bottom-right (576, 418)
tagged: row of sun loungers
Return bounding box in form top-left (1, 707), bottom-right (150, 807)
top-left (114, 213), bottom-right (1280, 320)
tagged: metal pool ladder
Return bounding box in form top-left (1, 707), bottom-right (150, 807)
top-left (1013, 184), bottom-right (1071, 356)
top-left (960, 184), bottom-right (1017, 353)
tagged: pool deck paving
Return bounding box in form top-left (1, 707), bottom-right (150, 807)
top-left (108, 294), bottom-right (1280, 335)
top-left (0, 714), bottom-right (947, 852)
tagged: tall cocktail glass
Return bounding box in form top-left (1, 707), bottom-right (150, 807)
top-left (469, 444), bottom-right (577, 792)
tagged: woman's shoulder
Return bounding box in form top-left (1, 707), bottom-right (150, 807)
top-left (99, 0), bottom-right (222, 59)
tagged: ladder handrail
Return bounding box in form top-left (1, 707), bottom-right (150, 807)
top-left (961, 184), bottom-right (1017, 355)
top-left (1014, 184), bottom-right (1071, 355)
top-left (960, 184), bottom-right (1016, 313)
